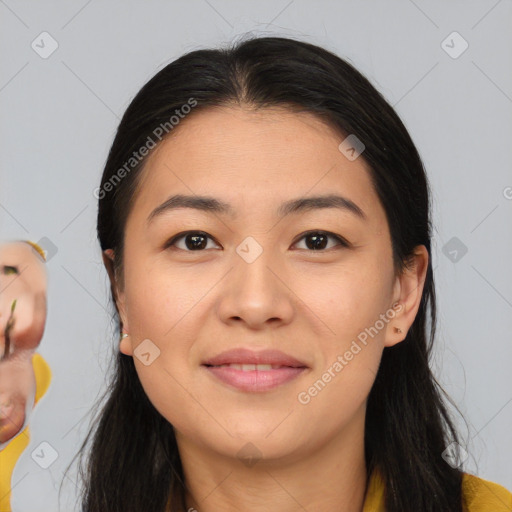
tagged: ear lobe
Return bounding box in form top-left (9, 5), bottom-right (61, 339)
top-left (119, 334), bottom-right (133, 356)
top-left (384, 245), bottom-right (429, 348)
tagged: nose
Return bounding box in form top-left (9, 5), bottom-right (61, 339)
top-left (216, 246), bottom-right (294, 329)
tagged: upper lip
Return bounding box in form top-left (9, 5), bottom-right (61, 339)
top-left (202, 348), bottom-right (308, 368)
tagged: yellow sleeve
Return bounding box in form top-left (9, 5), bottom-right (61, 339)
top-left (361, 469), bottom-right (512, 512)
top-left (0, 353), bottom-right (52, 512)
top-left (32, 353), bottom-right (52, 404)
top-left (463, 473), bottom-right (512, 511)
top-left (361, 468), bottom-right (386, 512)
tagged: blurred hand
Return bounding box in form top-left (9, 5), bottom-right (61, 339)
top-left (0, 241), bottom-right (47, 355)
top-left (0, 240), bottom-right (46, 445)
top-left (0, 350), bottom-right (36, 444)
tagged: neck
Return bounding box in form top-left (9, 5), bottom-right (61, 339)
top-left (175, 408), bottom-right (368, 512)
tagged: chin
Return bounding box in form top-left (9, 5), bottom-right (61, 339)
top-left (211, 423), bottom-right (309, 464)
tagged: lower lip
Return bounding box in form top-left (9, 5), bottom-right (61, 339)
top-left (202, 365), bottom-right (307, 392)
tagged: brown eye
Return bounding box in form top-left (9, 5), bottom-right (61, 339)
top-left (292, 231), bottom-right (349, 251)
top-left (3, 265), bottom-right (19, 275)
top-left (165, 231), bottom-right (220, 251)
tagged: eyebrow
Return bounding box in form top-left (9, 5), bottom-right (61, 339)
top-left (146, 193), bottom-right (367, 225)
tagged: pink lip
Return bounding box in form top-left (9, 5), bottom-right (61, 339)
top-left (201, 348), bottom-right (309, 392)
top-left (202, 348), bottom-right (308, 367)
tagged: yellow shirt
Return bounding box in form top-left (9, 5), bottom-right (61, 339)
top-left (0, 353), bottom-right (52, 512)
top-left (362, 465), bottom-right (512, 511)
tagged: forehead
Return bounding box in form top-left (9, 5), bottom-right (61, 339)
top-left (130, 106), bottom-right (385, 227)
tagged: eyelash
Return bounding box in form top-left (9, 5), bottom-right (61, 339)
top-left (164, 230), bottom-right (350, 252)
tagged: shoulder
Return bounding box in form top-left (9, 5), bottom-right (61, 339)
top-left (362, 468), bottom-right (512, 512)
top-left (462, 473), bottom-right (512, 511)
top-left (31, 352), bottom-right (52, 404)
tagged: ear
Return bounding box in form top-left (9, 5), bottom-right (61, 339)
top-left (102, 249), bottom-right (132, 356)
top-left (384, 244), bottom-right (429, 348)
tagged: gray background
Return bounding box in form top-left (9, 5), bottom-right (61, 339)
top-left (1, 1), bottom-right (511, 510)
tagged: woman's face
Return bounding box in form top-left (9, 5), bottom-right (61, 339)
top-left (112, 106), bottom-right (425, 463)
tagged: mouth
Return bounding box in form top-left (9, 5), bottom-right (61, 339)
top-left (204, 363), bottom-right (303, 370)
top-left (202, 347), bottom-right (308, 368)
top-left (201, 348), bottom-right (309, 392)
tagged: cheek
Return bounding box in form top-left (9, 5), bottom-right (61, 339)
top-left (121, 264), bottom-right (205, 419)
top-left (299, 260), bottom-right (393, 344)
top-left (294, 271), bottom-right (389, 435)
top-left (124, 259), bottom-right (197, 339)
top-left (292, 264), bottom-right (391, 405)
top-left (293, 346), bottom-right (380, 453)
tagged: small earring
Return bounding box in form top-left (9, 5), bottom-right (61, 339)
top-left (120, 332), bottom-right (129, 341)
top-left (394, 327), bottom-right (402, 334)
